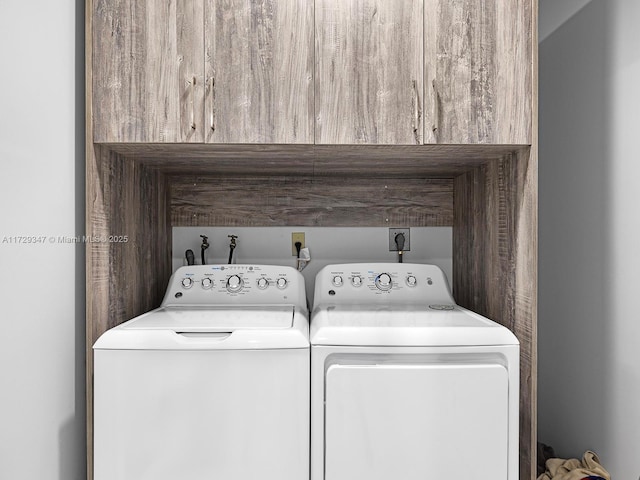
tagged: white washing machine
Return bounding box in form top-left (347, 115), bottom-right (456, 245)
top-left (93, 264), bottom-right (309, 480)
top-left (311, 263), bottom-right (519, 480)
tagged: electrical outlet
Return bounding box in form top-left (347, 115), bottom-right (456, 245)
top-left (388, 228), bottom-right (410, 251)
top-left (291, 232), bottom-right (305, 256)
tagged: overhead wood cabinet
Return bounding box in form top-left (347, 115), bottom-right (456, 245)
top-left (92, 0), bottom-right (313, 143)
top-left (94, 0), bottom-right (531, 146)
top-left (315, 0), bottom-right (424, 144)
top-left (92, 0), bottom-right (205, 142)
top-left (424, 0), bottom-right (532, 144)
top-left (204, 0), bottom-right (314, 143)
top-left (315, 0), bottom-right (532, 145)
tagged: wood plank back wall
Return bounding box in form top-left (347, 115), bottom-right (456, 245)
top-left (170, 176), bottom-right (454, 227)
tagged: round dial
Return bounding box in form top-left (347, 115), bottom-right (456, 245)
top-left (276, 277), bottom-right (288, 289)
top-left (332, 275), bottom-right (343, 287)
top-left (406, 275), bottom-right (417, 287)
top-left (351, 275), bottom-right (362, 287)
top-left (375, 273), bottom-right (392, 291)
top-left (201, 277), bottom-right (213, 289)
top-left (257, 277), bottom-right (269, 290)
top-left (226, 274), bottom-right (243, 293)
top-left (181, 277), bottom-right (193, 289)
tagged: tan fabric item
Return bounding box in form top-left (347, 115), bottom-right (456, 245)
top-left (537, 451), bottom-right (611, 480)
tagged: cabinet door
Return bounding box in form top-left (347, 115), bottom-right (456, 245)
top-left (315, 0), bottom-right (424, 145)
top-left (205, 0), bottom-right (314, 143)
top-left (424, 0), bottom-right (532, 144)
top-left (92, 0), bottom-right (204, 143)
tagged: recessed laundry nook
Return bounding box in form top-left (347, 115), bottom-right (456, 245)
top-left (86, 142), bottom-right (537, 479)
top-left (86, 0), bottom-right (536, 478)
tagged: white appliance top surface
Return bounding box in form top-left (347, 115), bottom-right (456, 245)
top-left (311, 263), bottom-right (518, 347)
top-left (94, 305), bottom-right (309, 350)
top-left (310, 306), bottom-right (518, 347)
top-left (122, 306), bottom-right (294, 330)
top-left (315, 305), bottom-right (492, 327)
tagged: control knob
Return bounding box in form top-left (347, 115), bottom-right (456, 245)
top-left (351, 275), bottom-right (362, 287)
top-left (257, 277), bottom-right (269, 290)
top-left (332, 275), bottom-right (343, 287)
top-left (181, 277), bottom-right (193, 289)
top-left (375, 273), bottom-right (393, 291)
top-left (226, 275), bottom-right (243, 293)
top-left (406, 275), bottom-right (417, 287)
top-left (276, 277), bottom-right (288, 289)
top-left (202, 277), bottom-right (213, 289)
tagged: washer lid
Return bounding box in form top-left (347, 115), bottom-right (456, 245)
top-left (122, 306), bottom-right (294, 331)
top-left (310, 305), bottom-right (519, 347)
top-left (94, 306), bottom-right (309, 350)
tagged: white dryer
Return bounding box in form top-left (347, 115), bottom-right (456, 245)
top-left (311, 263), bottom-right (519, 480)
top-left (93, 264), bottom-right (309, 480)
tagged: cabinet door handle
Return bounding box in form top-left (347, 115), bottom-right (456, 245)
top-left (412, 80), bottom-right (422, 144)
top-left (210, 76), bottom-right (216, 132)
top-left (190, 76), bottom-right (197, 130)
top-left (431, 79), bottom-right (439, 138)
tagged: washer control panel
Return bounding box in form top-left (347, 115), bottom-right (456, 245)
top-left (314, 263), bottom-right (454, 306)
top-left (162, 265), bottom-right (306, 308)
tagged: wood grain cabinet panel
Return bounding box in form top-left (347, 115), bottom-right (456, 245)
top-left (93, 0), bottom-right (313, 144)
top-left (204, 0), bottom-right (314, 143)
top-left (424, 0), bottom-right (532, 144)
top-left (315, 0), bottom-right (424, 145)
top-left (92, 0), bottom-right (205, 143)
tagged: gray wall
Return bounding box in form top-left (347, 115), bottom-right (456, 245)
top-left (0, 1), bottom-right (86, 479)
top-left (539, 0), bottom-right (592, 42)
top-left (538, 0), bottom-right (640, 478)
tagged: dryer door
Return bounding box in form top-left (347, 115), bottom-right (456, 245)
top-left (325, 363), bottom-right (509, 480)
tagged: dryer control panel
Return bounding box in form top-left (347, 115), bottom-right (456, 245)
top-left (162, 265), bottom-right (306, 309)
top-left (314, 263), bottom-right (454, 306)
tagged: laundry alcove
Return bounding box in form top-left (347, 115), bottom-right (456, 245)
top-left (86, 141), bottom-right (536, 479)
